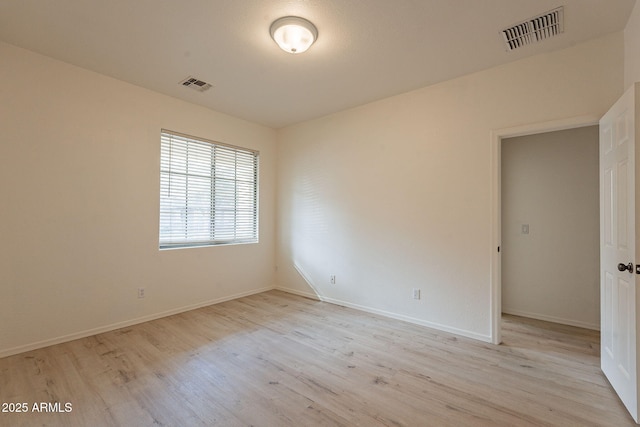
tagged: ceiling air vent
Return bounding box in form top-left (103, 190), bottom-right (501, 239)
top-left (501, 6), bottom-right (564, 51)
top-left (179, 76), bottom-right (212, 92)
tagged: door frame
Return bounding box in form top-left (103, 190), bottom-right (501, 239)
top-left (489, 114), bottom-right (601, 344)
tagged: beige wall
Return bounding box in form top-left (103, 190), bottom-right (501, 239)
top-left (0, 42), bottom-right (277, 357)
top-left (0, 26), bottom-right (632, 355)
top-left (276, 33), bottom-right (623, 341)
top-left (501, 126), bottom-right (600, 329)
top-left (625, 0), bottom-right (640, 89)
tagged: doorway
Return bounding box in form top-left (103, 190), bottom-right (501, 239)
top-left (490, 115), bottom-right (601, 344)
top-left (501, 126), bottom-right (600, 330)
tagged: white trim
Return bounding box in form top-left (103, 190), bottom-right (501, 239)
top-left (277, 287), bottom-right (492, 343)
top-left (0, 286), bottom-right (274, 359)
top-left (490, 127), bottom-right (502, 344)
top-left (321, 295), bottom-right (493, 343)
top-left (274, 286), bottom-right (320, 301)
top-left (492, 114), bottom-right (600, 140)
top-left (502, 308), bottom-right (600, 331)
top-left (490, 114), bottom-right (601, 345)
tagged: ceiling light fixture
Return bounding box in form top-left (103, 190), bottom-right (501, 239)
top-left (270, 16), bottom-right (318, 54)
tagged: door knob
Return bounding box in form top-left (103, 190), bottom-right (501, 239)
top-left (618, 262), bottom-right (634, 273)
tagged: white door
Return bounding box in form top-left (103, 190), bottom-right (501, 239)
top-left (600, 83), bottom-right (638, 422)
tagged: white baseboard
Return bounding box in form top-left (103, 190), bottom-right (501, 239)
top-left (502, 308), bottom-right (600, 331)
top-left (0, 286), bottom-right (274, 359)
top-left (274, 286), bottom-right (320, 301)
top-left (5, 283), bottom-right (501, 359)
top-left (276, 286), bottom-right (492, 343)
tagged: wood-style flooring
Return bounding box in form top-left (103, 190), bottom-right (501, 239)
top-left (0, 290), bottom-right (634, 426)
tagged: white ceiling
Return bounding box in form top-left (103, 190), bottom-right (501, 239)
top-left (0, 0), bottom-right (635, 128)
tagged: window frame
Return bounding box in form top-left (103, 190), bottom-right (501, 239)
top-left (159, 129), bottom-right (259, 250)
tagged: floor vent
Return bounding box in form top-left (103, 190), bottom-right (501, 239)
top-left (179, 76), bottom-right (212, 92)
top-left (501, 7), bottom-right (564, 51)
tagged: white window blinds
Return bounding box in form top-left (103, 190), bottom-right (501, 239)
top-left (159, 130), bottom-right (258, 249)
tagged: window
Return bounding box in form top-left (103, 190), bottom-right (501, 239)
top-left (159, 130), bottom-right (258, 249)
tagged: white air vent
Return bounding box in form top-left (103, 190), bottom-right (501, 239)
top-left (179, 76), bottom-right (212, 92)
top-left (502, 7), bottom-right (564, 51)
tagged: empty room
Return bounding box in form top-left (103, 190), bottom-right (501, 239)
top-left (2, 0), bottom-right (640, 425)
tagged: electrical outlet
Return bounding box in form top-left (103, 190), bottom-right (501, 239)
top-left (138, 288), bottom-right (145, 299)
top-left (330, 275), bottom-right (336, 285)
top-left (412, 288), bottom-right (421, 300)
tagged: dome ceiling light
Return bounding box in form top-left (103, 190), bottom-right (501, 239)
top-left (270, 16), bottom-right (318, 54)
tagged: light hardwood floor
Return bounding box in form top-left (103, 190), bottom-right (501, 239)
top-left (0, 290), bottom-right (634, 426)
